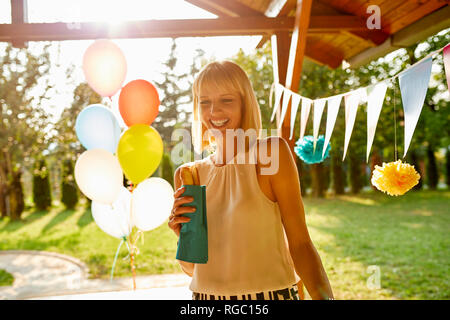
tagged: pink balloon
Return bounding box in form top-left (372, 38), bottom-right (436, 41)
top-left (82, 39), bottom-right (127, 97)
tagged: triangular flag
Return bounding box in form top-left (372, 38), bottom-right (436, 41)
top-left (343, 88), bottom-right (366, 161)
top-left (289, 93), bottom-right (301, 139)
top-left (300, 97), bottom-right (312, 141)
top-left (366, 81), bottom-right (388, 162)
top-left (270, 83), bottom-right (284, 123)
top-left (443, 43), bottom-right (450, 94)
top-left (278, 88), bottom-right (292, 129)
top-left (313, 98), bottom-right (327, 152)
top-left (398, 56), bottom-right (432, 158)
top-left (322, 95), bottom-right (342, 158)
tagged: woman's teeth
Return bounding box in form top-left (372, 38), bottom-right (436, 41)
top-left (211, 119), bottom-right (229, 127)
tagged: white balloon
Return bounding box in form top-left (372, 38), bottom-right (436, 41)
top-left (75, 148), bottom-right (123, 204)
top-left (92, 187), bottom-right (132, 239)
top-left (131, 178), bottom-right (174, 232)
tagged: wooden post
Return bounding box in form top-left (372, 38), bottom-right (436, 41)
top-left (271, 30), bottom-right (291, 138)
top-left (10, 0), bottom-right (28, 48)
top-left (272, 0), bottom-right (313, 300)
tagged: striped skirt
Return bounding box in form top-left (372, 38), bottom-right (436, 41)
top-left (192, 283), bottom-right (300, 300)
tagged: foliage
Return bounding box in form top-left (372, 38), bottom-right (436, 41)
top-left (32, 158), bottom-right (52, 210)
top-left (153, 39), bottom-right (207, 153)
top-left (161, 153), bottom-right (174, 189)
top-left (60, 159), bottom-right (79, 209)
top-left (0, 43), bottom-right (53, 219)
top-left (0, 269), bottom-right (14, 286)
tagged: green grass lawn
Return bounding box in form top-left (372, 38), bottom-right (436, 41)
top-left (0, 190), bottom-right (448, 299)
top-left (0, 269), bottom-right (14, 286)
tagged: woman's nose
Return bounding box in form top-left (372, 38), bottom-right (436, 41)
top-left (210, 100), bottom-right (222, 113)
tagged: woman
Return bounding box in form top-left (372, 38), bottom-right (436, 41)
top-left (168, 60), bottom-right (333, 300)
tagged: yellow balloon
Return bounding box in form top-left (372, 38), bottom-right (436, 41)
top-left (117, 124), bottom-right (163, 184)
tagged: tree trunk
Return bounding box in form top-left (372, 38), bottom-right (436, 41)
top-left (426, 144), bottom-right (438, 190)
top-left (331, 152), bottom-right (345, 195)
top-left (0, 154), bottom-right (11, 218)
top-left (446, 148), bottom-right (450, 189)
top-left (10, 169), bottom-right (24, 220)
top-left (311, 163), bottom-right (325, 198)
top-left (349, 154), bottom-right (362, 194)
top-left (410, 150), bottom-right (423, 190)
top-left (0, 182), bottom-right (7, 218)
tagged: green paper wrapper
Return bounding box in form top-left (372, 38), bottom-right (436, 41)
top-left (176, 184), bottom-right (208, 263)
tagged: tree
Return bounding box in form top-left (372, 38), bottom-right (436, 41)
top-left (32, 158), bottom-right (52, 210)
top-left (161, 153), bottom-right (174, 188)
top-left (60, 159), bottom-right (78, 209)
top-left (153, 39), bottom-right (206, 154)
top-left (0, 44), bottom-right (52, 219)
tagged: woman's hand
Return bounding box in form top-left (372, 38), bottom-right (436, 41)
top-left (168, 186), bottom-right (196, 238)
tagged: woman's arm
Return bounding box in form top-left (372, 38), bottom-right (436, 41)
top-left (173, 165), bottom-right (195, 277)
top-left (261, 137), bottom-right (334, 300)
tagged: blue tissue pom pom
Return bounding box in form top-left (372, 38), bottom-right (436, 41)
top-left (294, 135), bottom-right (331, 164)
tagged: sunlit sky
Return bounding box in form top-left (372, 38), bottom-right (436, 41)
top-left (0, 0), bottom-right (263, 128)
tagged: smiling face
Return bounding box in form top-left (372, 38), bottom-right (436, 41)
top-left (198, 84), bottom-right (243, 140)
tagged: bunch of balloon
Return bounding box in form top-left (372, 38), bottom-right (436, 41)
top-left (74, 39), bottom-right (174, 290)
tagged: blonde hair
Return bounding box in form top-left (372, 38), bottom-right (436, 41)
top-left (192, 60), bottom-right (262, 154)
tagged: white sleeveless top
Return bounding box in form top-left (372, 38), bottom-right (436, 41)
top-left (187, 139), bottom-right (300, 295)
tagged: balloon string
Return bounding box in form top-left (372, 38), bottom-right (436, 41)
top-left (110, 236), bottom-right (126, 283)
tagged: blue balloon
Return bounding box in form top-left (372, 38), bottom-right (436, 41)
top-left (75, 104), bottom-right (122, 154)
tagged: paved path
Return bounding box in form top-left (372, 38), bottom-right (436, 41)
top-left (0, 250), bottom-right (192, 300)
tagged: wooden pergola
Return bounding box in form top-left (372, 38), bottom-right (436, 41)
top-left (1, 0), bottom-right (449, 155)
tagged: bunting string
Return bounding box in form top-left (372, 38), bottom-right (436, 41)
top-left (269, 44), bottom-right (446, 107)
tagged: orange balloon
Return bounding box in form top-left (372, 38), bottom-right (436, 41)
top-left (119, 79), bottom-right (160, 126)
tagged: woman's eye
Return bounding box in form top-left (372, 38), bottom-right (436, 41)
top-left (222, 99), bottom-right (233, 103)
top-left (200, 101), bottom-right (210, 105)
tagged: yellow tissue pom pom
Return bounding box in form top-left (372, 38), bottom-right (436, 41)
top-left (371, 160), bottom-right (420, 196)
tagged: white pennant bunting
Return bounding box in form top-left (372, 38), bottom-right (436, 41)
top-left (278, 88), bottom-right (292, 129)
top-left (313, 98), bottom-right (327, 152)
top-left (289, 93), bottom-right (301, 140)
top-left (270, 83), bottom-right (284, 123)
top-left (322, 95), bottom-right (343, 158)
top-left (343, 88), bottom-right (366, 161)
top-left (398, 56), bottom-right (433, 158)
top-left (300, 97), bottom-right (312, 141)
top-left (366, 81), bottom-right (388, 162)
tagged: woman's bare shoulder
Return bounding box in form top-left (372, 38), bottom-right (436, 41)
top-left (255, 136), bottom-right (285, 162)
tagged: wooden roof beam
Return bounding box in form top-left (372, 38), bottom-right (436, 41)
top-left (313, 0), bottom-right (390, 46)
top-left (0, 17), bottom-right (295, 42)
top-left (0, 15), bottom-right (369, 43)
top-left (256, 0), bottom-right (296, 49)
